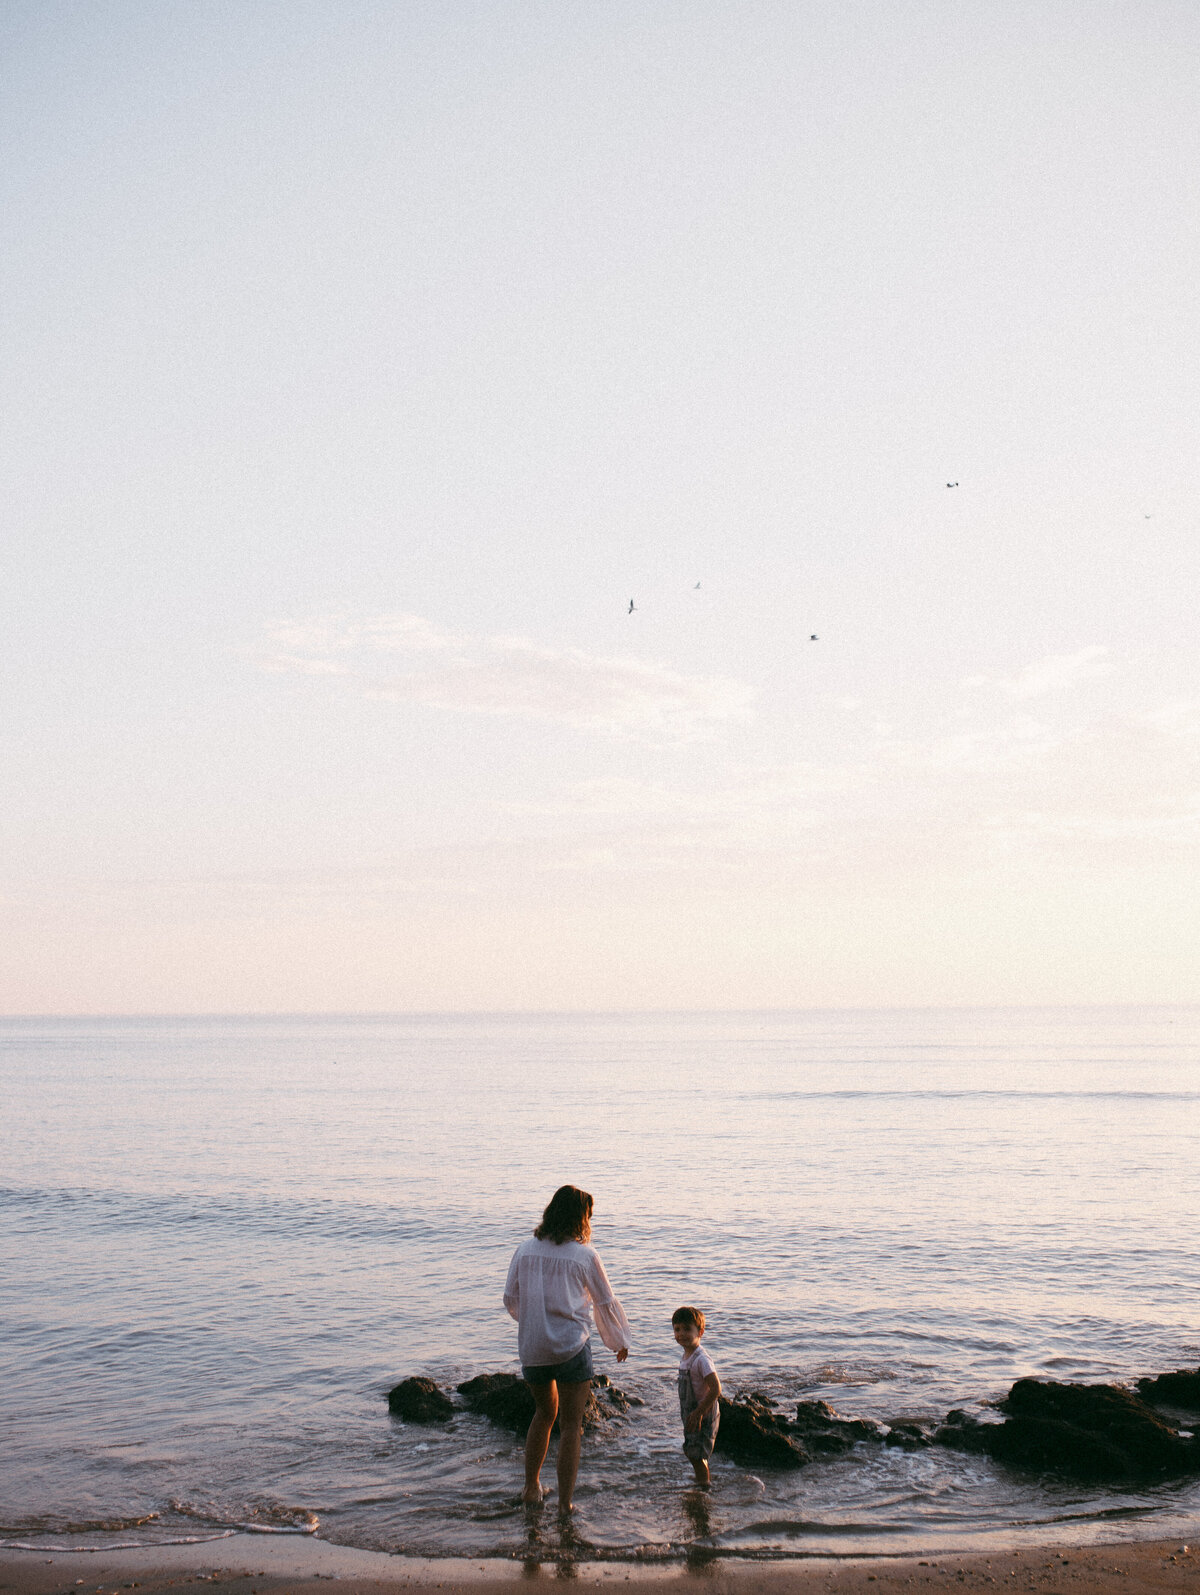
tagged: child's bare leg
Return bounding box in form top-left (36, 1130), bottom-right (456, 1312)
top-left (523, 1382), bottom-right (557, 1502)
top-left (555, 1380), bottom-right (591, 1512)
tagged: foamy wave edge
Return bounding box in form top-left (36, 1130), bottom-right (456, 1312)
top-left (1, 1522), bottom-right (320, 1553)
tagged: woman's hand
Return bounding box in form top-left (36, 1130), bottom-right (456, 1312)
top-left (616, 1347), bottom-right (629, 1362)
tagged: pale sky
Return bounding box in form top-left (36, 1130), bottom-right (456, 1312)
top-left (2, 0), bottom-right (1198, 1013)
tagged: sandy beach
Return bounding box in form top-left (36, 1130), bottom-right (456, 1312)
top-left (2, 1535), bottom-right (1197, 1595)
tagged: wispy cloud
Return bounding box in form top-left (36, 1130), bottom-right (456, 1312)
top-left (496, 697), bottom-right (1200, 880)
top-left (962, 645), bottom-right (1114, 700)
top-left (256, 613), bottom-right (753, 743)
top-left (247, 617), bottom-right (1198, 890)
top-left (38, 694), bottom-right (1193, 933)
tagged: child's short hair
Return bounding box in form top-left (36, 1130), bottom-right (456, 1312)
top-left (672, 1305), bottom-right (705, 1332)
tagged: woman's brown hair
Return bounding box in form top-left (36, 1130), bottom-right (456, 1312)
top-left (534, 1184), bottom-right (593, 1244)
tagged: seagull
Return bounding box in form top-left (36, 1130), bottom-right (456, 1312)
top-left (810, 634), bottom-right (818, 641)
top-left (694, 581), bottom-right (701, 589)
top-left (628, 599), bottom-right (636, 614)
top-left (946, 481), bottom-right (959, 488)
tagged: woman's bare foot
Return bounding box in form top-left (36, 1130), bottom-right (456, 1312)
top-left (520, 1484), bottom-right (546, 1505)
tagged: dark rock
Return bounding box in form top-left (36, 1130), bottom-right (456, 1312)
top-left (937, 1380), bottom-right (1199, 1483)
top-left (455, 1371), bottom-right (637, 1434)
top-left (933, 1408), bottom-right (993, 1454)
top-left (591, 1375), bottom-right (645, 1416)
top-left (714, 1392), bottom-right (807, 1469)
top-left (386, 1377), bottom-right (454, 1422)
top-left (1137, 1369), bottom-right (1200, 1411)
top-left (883, 1421), bottom-right (934, 1450)
top-left (792, 1399), bottom-right (883, 1453)
top-left (711, 1392), bottom-right (880, 1469)
top-left (1001, 1379), bottom-right (1194, 1475)
top-left (457, 1372), bottom-right (536, 1431)
top-left (985, 1413), bottom-right (1137, 1479)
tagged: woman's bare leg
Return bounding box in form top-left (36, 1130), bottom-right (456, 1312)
top-left (555, 1380), bottom-right (590, 1513)
top-left (523, 1381), bottom-right (558, 1503)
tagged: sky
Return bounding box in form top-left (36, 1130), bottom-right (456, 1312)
top-left (2, 0), bottom-right (1198, 1013)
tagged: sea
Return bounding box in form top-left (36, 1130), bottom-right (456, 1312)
top-left (2, 1008), bottom-right (1198, 1565)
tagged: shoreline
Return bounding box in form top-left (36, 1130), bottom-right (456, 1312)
top-left (2, 1533), bottom-right (1197, 1595)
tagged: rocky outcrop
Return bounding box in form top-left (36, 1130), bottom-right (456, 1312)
top-left (456, 1372), bottom-right (535, 1430)
top-left (793, 1399), bottom-right (884, 1453)
top-left (1137, 1368), bottom-right (1200, 1410)
top-left (882, 1420), bottom-right (935, 1451)
top-left (935, 1379), bottom-right (1200, 1482)
top-left (455, 1371), bottom-right (639, 1433)
top-left (714, 1391), bottom-right (807, 1468)
top-left (713, 1392), bottom-right (883, 1467)
top-left (387, 1366), bottom-right (1200, 1483)
top-left (386, 1376), bottom-right (454, 1422)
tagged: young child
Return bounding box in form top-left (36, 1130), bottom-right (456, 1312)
top-left (672, 1305), bottom-right (721, 1487)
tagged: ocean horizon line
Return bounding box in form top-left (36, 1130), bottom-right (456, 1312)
top-left (2, 1001), bottom-right (1198, 1023)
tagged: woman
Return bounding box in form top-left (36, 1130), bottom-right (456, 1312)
top-left (503, 1184), bottom-right (631, 1510)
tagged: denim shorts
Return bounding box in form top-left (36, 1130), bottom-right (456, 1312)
top-left (522, 1339), bottom-right (595, 1386)
top-left (683, 1411), bottom-right (718, 1461)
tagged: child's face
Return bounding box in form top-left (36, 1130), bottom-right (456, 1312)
top-left (673, 1320), bottom-right (703, 1353)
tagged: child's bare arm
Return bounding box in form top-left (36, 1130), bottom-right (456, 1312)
top-left (684, 1371), bottom-right (721, 1430)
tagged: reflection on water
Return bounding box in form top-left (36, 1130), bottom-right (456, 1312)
top-left (2, 1008), bottom-right (1199, 1559)
top-left (681, 1487), bottom-right (718, 1571)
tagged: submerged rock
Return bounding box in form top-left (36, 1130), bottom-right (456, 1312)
top-left (1137, 1369), bottom-right (1200, 1410)
top-left (714, 1392), bottom-right (807, 1469)
top-left (386, 1377), bottom-right (455, 1422)
top-left (883, 1420), bottom-right (935, 1451)
top-left (935, 1379), bottom-right (1200, 1482)
top-left (592, 1372), bottom-right (646, 1416)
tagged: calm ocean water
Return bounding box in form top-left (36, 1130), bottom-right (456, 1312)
top-left (2, 1009), bottom-right (1198, 1563)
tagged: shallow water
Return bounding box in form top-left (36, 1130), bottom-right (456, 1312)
top-left (1, 1008), bottom-right (1198, 1561)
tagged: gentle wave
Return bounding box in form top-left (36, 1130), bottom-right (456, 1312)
top-left (0, 1185), bottom-right (441, 1244)
top-left (0, 1519), bottom-right (320, 1553)
top-left (728, 1519), bottom-right (909, 1539)
top-left (0, 1535), bottom-right (238, 1553)
top-left (0, 1515), bottom-right (162, 1536)
top-left (1032, 1506), bottom-right (1163, 1525)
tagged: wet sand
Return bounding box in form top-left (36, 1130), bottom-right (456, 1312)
top-left (1, 1535), bottom-right (1196, 1595)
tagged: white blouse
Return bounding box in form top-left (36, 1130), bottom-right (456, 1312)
top-left (503, 1236), bottom-right (632, 1367)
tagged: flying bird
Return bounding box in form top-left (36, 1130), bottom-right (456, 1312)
top-left (628, 599), bottom-right (636, 614)
top-left (810, 634), bottom-right (819, 641)
top-left (694, 581), bottom-right (701, 589)
top-left (946, 481), bottom-right (959, 488)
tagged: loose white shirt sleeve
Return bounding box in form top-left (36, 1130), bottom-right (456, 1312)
top-left (503, 1236), bottom-right (632, 1367)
